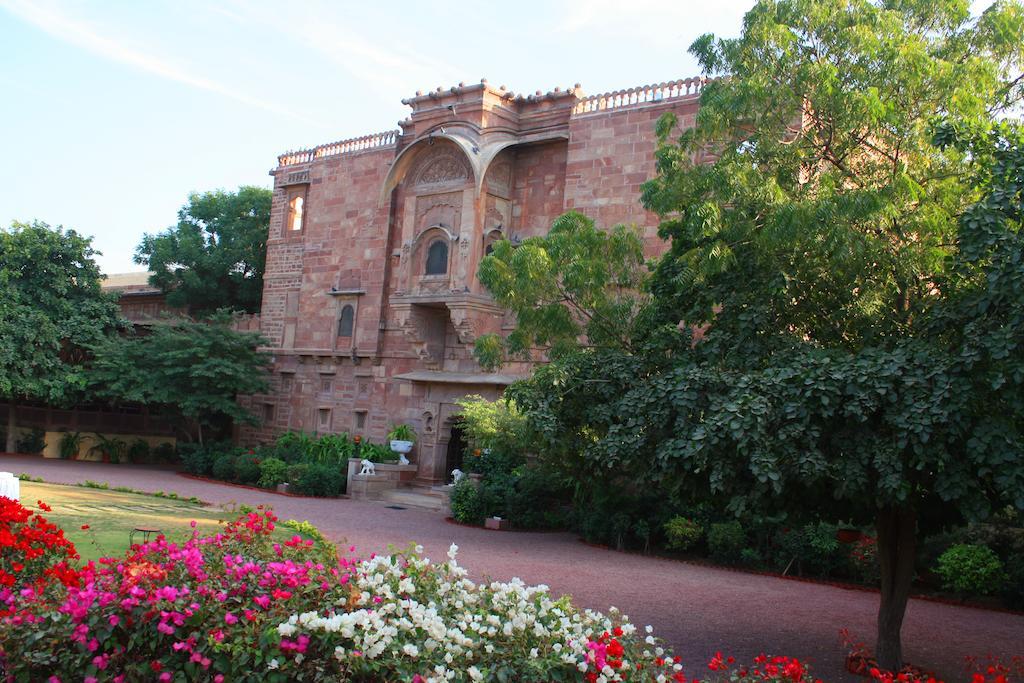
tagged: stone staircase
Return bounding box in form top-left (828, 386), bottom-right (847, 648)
top-left (379, 485), bottom-right (451, 513)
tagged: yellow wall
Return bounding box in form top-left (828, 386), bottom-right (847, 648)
top-left (43, 432), bottom-right (176, 460)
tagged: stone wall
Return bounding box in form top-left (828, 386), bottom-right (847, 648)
top-left (239, 78), bottom-right (706, 485)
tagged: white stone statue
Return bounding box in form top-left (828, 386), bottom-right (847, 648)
top-left (358, 459), bottom-right (376, 476)
top-left (451, 468), bottom-right (465, 485)
top-left (398, 453), bottom-right (410, 466)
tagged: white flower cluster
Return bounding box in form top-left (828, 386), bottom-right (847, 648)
top-left (274, 544), bottom-right (670, 682)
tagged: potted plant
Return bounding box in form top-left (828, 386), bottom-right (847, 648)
top-left (58, 431), bottom-right (83, 460)
top-left (387, 424), bottom-right (416, 455)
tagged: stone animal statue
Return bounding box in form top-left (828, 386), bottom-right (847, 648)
top-left (358, 459), bottom-right (376, 476)
top-left (451, 468), bottom-right (465, 485)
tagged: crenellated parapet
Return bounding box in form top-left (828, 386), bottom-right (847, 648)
top-left (276, 130), bottom-right (399, 167)
top-left (274, 77), bottom-right (707, 168)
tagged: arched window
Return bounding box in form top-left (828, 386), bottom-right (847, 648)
top-left (288, 195), bottom-right (304, 231)
top-left (337, 305), bottom-right (354, 337)
top-left (425, 239), bottom-right (448, 275)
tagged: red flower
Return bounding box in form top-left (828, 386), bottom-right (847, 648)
top-left (80, 524), bottom-right (90, 530)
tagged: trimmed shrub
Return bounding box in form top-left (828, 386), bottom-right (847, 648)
top-left (258, 457), bottom-right (288, 489)
top-left (211, 453), bottom-right (236, 482)
top-left (286, 463), bottom-right (310, 484)
top-left (293, 463), bottom-right (344, 497)
top-left (708, 521), bottom-right (746, 564)
top-left (936, 544), bottom-right (1005, 595)
top-left (127, 439), bottom-right (151, 463)
top-left (234, 452), bottom-right (261, 485)
top-left (664, 516), bottom-right (703, 551)
top-left (153, 442), bottom-right (176, 462)
top-left (178, 443), bottom-right (214, 475)
top-left (450, 479), bottom-right (484, 525)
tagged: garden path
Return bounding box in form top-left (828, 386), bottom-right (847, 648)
top-left (4, 454), bottom-right (1022, 681)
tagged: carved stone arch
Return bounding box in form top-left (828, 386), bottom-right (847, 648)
top-left (378, 132), bottom-right (482, 205)
top-left (483, 152), bottom-right (514, 198)
top-left (410, 225), bottom-right (457, 280)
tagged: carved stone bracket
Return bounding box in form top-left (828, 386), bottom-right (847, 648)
top-left (445, 298), bottom-right (505, 346)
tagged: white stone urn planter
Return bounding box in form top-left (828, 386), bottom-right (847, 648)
top-left (389, 440), bottom-right (414, 454)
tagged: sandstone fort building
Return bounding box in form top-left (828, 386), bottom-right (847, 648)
top-left (237, 77), bottom-right (705, 487)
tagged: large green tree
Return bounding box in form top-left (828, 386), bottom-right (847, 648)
top-left (473, 211), bottom-right (650, 370)
top-left (88, 314), bottom-right (271, 444)
top-left (509, 0), bottom-right (1023, 672)
top-left (0, 222), bottom-right (124, 451)
top-left (135, 186), bottom-right (272, 315)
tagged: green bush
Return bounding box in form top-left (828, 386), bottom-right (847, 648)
top-left (211, 453), bottom-right (236, 481)
top-left (276, 431), bottom-right (316, 461)
top-left (771, 522), bottom-right (846, 577)
top-left (936, 544), bottom-right (1005, 596)
top-left (310, 433), bottom-right (353, 465)
top-left (293, 463), bottom-right (344, 497)
top-left (707, 521), bottom-right (746, 564)
top-left (740, 548), bottom-right (764, 568)
top-left (234, 453), bottom-right (262, 485)
top-left (450, 479), bottom-right (484, 525)
top-left (287, 463), bottom-right (310, 484)
top-left (664, 516), bottom-right (703, 551)
top-left (178, 443), bottom-right (214, 475)
top-left (128, 439), bottom-right (151, 463)
top-left (16, 429), bottom-right (46, 455)
top-left (501, 466), bottom-right (568, 530)
top-left (258, 457), bottom-right (288, 489)
top-left (153, 442), bottom-right (176, 462)
top-left (359, 442), bottom-right (398, 463)
top-left (1001, 553), bottom-right (1024, 609)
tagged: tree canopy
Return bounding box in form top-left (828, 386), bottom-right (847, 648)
top-left (473, 211), bottom-right (650, 370)
top-left (134, 186), bottom-right (272, 315)
top-left (503, 0), bottom-right (1024, 671)
top-left (0, 222), bottom-right (124, 449)
top-left (88, 314), bottom-right (271, 443)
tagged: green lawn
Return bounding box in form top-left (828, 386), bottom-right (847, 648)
top-left (21, 481), bottom-right (292, 562)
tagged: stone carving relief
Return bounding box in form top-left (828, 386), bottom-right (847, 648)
top-left (456, 234), bottom-right (470, 289)
top-left (413, 151), bottom-right (470, 188)
top-left (484, 161), bottom-right (512, 197)
top-left (448, 307), bottom-right (477, 345)
top-left (415, 192), bottom-right (462, 233)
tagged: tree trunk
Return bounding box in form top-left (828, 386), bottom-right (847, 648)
top-left (5, 406), bottom-right (15, 453)
top-left (875, 505), bottom-right (917, 672)
top-left (196, 421), bottom-right (204, 447)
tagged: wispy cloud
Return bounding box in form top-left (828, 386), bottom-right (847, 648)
top-left (0, 0), bottom-right (317, 123)
top-left (219, 0), bottom-right (464, 103)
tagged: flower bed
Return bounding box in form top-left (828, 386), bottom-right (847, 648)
top-left (1, 497), bottom-right (1015, 682)
top-left (0, 497), bottom-right (692, 681)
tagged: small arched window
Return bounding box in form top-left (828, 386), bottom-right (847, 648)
top-left (425, 239), bottom-right (448, 275)
top-left (337, 305), bottom-right (354, 337)
top-left (288, 195), bottom-right (304, 231)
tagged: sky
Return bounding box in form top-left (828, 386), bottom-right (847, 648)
top-left (0, 0), bottom-right (993, 274)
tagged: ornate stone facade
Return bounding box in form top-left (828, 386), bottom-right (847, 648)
top-left (237, 77), bottom-right (705, 486)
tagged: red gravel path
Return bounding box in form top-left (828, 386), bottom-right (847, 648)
top-left (3, 455), bottom-right (1022, 680)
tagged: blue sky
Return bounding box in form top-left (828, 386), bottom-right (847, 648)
top-left (0, 0), bottom-right (992, 273)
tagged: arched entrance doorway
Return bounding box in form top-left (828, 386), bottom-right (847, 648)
top-left (445, 421), bottom-right (467, 476)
